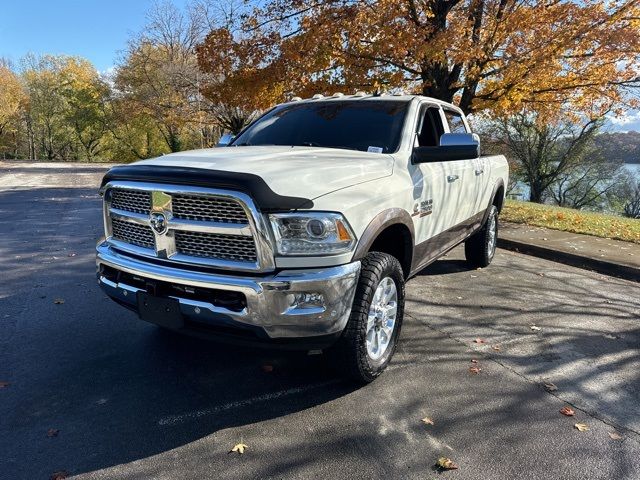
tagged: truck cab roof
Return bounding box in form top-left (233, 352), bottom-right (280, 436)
top-left (279, 93), bottom-right (465, 115)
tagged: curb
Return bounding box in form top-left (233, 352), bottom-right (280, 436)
top-left (497, 238), bottom-right (640, 283)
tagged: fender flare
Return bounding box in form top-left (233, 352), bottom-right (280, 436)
top-left (481, 179), bottom-right (505, 225)
top-left (352, 208), bottom-right (415, 262)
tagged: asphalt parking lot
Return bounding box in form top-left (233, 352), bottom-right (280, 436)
top-left (1, 173), bottom-right (639, 479)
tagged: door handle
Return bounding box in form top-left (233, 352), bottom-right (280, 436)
top-left (475, 169), bottom-right (484, 176)
top-left (447, 175), bottom-right (459, 183)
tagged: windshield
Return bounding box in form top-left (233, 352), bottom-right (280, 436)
top-left (231, 100), bottom-right (409, 153)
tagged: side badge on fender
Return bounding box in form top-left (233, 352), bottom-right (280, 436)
top-left (412, 199), bottom-right (433, 217)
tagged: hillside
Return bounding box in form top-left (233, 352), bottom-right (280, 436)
top-left (595, 131), bottom-right (640, 164)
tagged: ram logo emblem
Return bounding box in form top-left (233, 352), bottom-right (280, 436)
top-left (150, 212), bottom-right (168, 235)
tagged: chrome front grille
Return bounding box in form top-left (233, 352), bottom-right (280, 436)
top-left (172, 194), bottom-right (248, 223)
top-left (103, 182), bottom-right (273, 272)
top-left (111, 218), bottom-right (155, 249)
top-left (175, 231), bottom-right (257, 262)
top-left (111, 189), bottom-right (151, 214)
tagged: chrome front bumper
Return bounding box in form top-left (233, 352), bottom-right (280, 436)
top-left (96, 242), bottom-right (360, 341)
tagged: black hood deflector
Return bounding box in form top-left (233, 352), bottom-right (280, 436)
top-left (101, 165), bottom-right (313, 211)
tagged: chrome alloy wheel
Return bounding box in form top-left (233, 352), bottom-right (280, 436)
top-left (487, 214), bottom-right (497, 257)
top-left (366, 277), bottom-right (398, 361)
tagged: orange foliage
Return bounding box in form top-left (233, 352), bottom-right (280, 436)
top-left (196, 0), bottom-right (640, 116)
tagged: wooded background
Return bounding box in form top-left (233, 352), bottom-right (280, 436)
top-left (1, 0), bottom-right (639, 216)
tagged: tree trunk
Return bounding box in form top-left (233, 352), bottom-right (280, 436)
top-left (529, 183), bottom-right (545, 203)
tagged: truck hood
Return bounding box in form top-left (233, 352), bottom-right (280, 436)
top-left (132, 146), bottom-right (394, 201)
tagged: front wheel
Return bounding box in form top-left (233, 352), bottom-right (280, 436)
top-left (330, 252), bottom-right (405, 383)
top-left (465, 205), bottom-right (498, 268)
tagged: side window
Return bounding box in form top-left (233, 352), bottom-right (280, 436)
top-left (417, 106), bottom-right (445, 147)
top-left (444, 110), bottom-right (467, 133)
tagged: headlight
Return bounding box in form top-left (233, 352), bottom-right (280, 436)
top-left (269, 212), bottom-right (356, 256)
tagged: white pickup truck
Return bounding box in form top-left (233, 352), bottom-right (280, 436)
top-left (96, 94), bottom-right (508, 382)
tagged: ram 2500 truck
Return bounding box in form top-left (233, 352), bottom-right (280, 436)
top-left (96, 94), bottom-right (508, 383)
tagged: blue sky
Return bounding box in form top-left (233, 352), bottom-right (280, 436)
top-left (0, 0), bottom-right (188, 72)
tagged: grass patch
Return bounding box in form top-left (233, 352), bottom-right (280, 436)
top-left (502, 200), bottom-right (640, 244)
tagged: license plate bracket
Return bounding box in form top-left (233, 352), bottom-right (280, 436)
top-left (137, 292), bottom-right (184, 329)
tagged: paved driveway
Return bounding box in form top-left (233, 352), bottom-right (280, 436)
top-left (1, 182), bottom-right (639, 479)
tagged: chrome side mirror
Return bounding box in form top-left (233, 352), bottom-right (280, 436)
top-left (439, 132), bottom-right (480, 148)
top-left (217, 133), bottom-right (234, 147)
top-left (440, 133), bottom-right (480, 147)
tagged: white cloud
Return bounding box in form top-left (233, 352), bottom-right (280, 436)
top-left (608, 110), bottom-right (640, 126)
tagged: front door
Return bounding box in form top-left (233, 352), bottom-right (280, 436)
top-left (409, 105), bottom-right (460, 246)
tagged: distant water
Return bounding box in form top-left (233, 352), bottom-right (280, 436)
top-left (625, 163), bottom-right (640, 178)
top-left (510, 163), bottom-right (639, 200)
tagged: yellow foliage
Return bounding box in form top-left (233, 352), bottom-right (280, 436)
top-left (0, 66), bottom-right (26, 134)
top-left (502, 200), bottom-right (640, 244)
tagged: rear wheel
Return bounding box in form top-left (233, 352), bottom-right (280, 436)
top-left (330, 252), bottom-right (405, 383)
top-left (465, 205), bottom-right (498, 268)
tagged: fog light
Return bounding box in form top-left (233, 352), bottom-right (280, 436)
top-left (288, 292), bottom-right (325, 310)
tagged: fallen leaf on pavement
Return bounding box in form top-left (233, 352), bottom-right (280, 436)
top-left (47, 429), bottom-right (60, 438)
top-left (436, 457), bottom-right (458, 470)
top-left (230, 443), bottom-right (248, 454)
top-left (0, 381), bottom-right (9, 388)
top-left (530, 325), bottom-right (541, 331)
top-left (53, 298), bottom-right (65, 305)
top-left (492, 345), bottom-right (501, 351)
top-left (474, 338), bottom-right (486, 344)
top-left (543, 382), bottom-right (558, 392)
top-left (421, 417), bottom-right (435, 426)
top-left (560, 406), bottom-right (575, 416)
top-left (50, 471), bottom-right (68, 480)
top-left (574, 423), bottom-right (589, 432)
top-left (469, 366), bottom-right (482, 374)
top-left (608, 431), bottom-right (623, 440)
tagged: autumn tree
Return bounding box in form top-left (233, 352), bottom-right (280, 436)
top-left (59, 59), bottom-right (111, 160)
top-left (0, 63), bottom-right (26, 158)
top-left (115, 1), bottom-right (217, 152)
top-left (196, 0), bottom-right (640, 116)
top-left (22, 55), bottom-right (76, 160)
top-left (20, 55), bottom-right (110, 161)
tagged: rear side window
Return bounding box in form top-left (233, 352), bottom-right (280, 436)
top-left (444, 110), bottom-right (467, 133)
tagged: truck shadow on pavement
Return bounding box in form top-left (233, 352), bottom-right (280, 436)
top-left (404, 251), bottom-right (640, 437)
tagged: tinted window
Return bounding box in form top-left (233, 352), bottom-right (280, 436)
top-left (417, 106), bottom-right (445, 147)
top-left (232, 100), bottom-right (408, 153)
top-left (444, 110), bottom-right (467, 133)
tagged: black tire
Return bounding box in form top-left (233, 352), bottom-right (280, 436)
top-left (465, 205), bottom-right (498, 268)
top-left (330, 252), bottom-right (405, 383)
